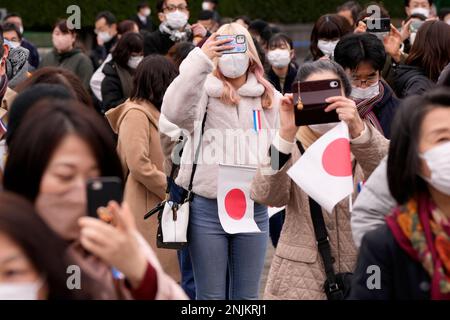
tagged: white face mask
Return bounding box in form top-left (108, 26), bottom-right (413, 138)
top-left (166, 10), bottom-right (189, 30)
top-left (411, 7), bottom-right (430, 18)
top-left (218, 53), bottom-right (250, 79)
top-left (267, 49), bottom-right (291, 68)
top-left (202, 2), bottom-right (214, 11)
top-left (351, 82), bottom-right (380, 100)
top-left (128, 56), bottom-right (143, 69)
top-left (317, 40), bottom-right (339, 58)
top-left (309, 122), bottom-right (339, 135)
top-left (98, 31), bottom-right (113, 43)
top-left (0, 281), bottom-right (42, 300)
top-left (446, 20), bottom-right (450, 26)
top-left (421, 142), bottom-right (450, 196)
top-left (142, 8), bottom-right (151, 17)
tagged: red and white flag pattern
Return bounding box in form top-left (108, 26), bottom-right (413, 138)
top-left (287, 121), bottom-right (354, 213)
top-left (217, 164), bottom-right (261, 234)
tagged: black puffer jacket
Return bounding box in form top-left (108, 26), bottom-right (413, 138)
top-left (393, 65), bottom-right (435, 98)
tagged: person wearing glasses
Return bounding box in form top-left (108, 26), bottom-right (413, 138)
top-left (334, 33), bottom-right (400, 139)
top-left (144, 0), bottom-right (208, 55)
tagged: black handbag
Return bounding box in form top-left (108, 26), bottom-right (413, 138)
top-left (144, 111), bottom-right (207, 250)
top-left (297, 141), bottom-right (353, 300)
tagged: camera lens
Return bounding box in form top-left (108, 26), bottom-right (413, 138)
top-left (330, 81), bottom-right (338, 88)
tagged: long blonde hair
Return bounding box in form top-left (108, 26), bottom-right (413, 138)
top-left (213, 23), bottom-right (274, 109)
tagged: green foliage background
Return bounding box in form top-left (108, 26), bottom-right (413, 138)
top-left (0, 0), bottom-right (449, 29)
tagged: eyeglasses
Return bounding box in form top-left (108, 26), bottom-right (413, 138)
top-left (163, 4), bottom-right (188, 12)
top-left (350, 76), bottom-right (379, 87)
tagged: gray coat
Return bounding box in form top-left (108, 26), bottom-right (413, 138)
top-left (350, 157), bottom-right (396, 248)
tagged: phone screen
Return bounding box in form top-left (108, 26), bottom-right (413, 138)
top-left (86, 177), bottom-right (123, 220)
top-left (216, 35), bottom-right (247, 54)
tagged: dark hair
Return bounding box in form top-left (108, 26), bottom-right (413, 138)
top-left (296, 60), bottom-right (353, 97)
top-left (14, 67), bottom-right (93, 108)
top-left (248, 20), bottom-right (273, 45)
top-left (199, 10), bottom-right (214, 21)
top-left (130, 55), bottom-right (178, 109)
top-left (268, 33), bottom-right (294, 51)
top-left (6, 84), bottom-right (72, 147)
top-left (117, 20), bottom-right (138, 36)
top-left (404, 0), bottom-right (433, 6)
top-left (439, 8), bottom-right (450, 21)
top-left (0, 25), bottom-right (3, 57)
top-left (388, 89), bottom-right (450, 204)
top-left (95, 11), bottom-right (117, 25)
top-left (4, 13), bottom-right (22, 21)
top-left (310, 14), bottom-right (352, 60)
top-left (3, 100), bottom-right (123, 202)
top-left (337, 1), bottom-right (363, 26)
top-left (2, 22), bottom-right (22, 40)
top-left (137, 1), bottom-right (149, 11)
top-left (54, 19), bottom-right (76, 35)
top-left (0, 192), bottom-right (92, 300)
top-left (112, 32), bottom-right (144, 70)
top-left (438, 63), bottom-right (450, 87)
top-left (233, 16), bottom-right (251, 27)
top-left (404, 13), bottom-right (427, 23)
top-left (405, 20), bottom-right (450, 82)
top-left (166, 41), bottom-right (195, 69)
top-left (157, 0), bottom-right (189, 13)
top-left (334, 33), bottom-right (386, 72)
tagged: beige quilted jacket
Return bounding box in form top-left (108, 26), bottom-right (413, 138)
top-left (251, 124), bottom-right (389, 300)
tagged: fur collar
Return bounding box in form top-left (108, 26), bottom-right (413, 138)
top-left (205, 72), bottom-right (265, 98)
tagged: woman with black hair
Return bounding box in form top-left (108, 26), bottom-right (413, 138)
top-left (101, 32), bottom-right (144, 112)
top-left (349, 89), bottom-right (450, 300)
top-left (308, 14), bottom-right (352, 61)
top-left (106, 55), bottom-right (181, 282)
top-left (266, 33), bottom-right (298, 95)
top-left (394, 20), bottom-right (450, 98)
top-left (0, 192), bottom-right (93, 300)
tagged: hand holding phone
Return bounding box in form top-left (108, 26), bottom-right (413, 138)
top-left (292, 79), bottom-right (342, 126)
top-left (86, 177), bottom-right (123, 222)
top-left (201, 33), bottom-right (235, 60)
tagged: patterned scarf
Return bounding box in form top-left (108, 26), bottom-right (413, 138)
top-left (386, 194), bottom-right (450, 300)
top-left (353, 81), bottom-right (385, 135)
top-left (159, 22), bottom-right (193, 43)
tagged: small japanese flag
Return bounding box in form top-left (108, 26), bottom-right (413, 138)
top-left (287, 121), bottom-right (354, 213)
top-left (217, 164), bottom-right (261, 234)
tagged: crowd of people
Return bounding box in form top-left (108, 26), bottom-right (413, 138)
top-left (0, 0), bottom-right (449, 300)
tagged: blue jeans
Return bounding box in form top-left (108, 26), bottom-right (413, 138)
top-left (168, 177), bottom-right (196, 300)
top-left (189, 195), bottom-right (269, 300)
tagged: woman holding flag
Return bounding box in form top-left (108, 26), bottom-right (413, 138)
top-left (251, 60), bottom-right (389, 300)
top-left (161, 23), bottom-right (283, 300)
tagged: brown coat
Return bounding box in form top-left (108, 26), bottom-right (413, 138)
top-left (251, 124), bottom-right (389, 300)
top-left (106, 99), bottom-right (180, 282)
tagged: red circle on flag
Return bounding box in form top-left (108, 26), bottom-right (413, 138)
top-left (322, 138), bottom-right (352, 177)
top-left (224, 189), bottom-right (247, 220)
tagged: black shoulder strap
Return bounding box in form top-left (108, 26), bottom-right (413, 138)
top-left (296, 140), bottom-right (343, 299)
top-left (185, 110), bottom-right (208, 201)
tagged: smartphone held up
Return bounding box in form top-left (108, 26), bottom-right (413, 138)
top-left (292, 79), bottom-right (343, 126)
top-left (86, 177), bottom-right (123, 223)
top-left (216, 34), bottom-right (248, 54)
